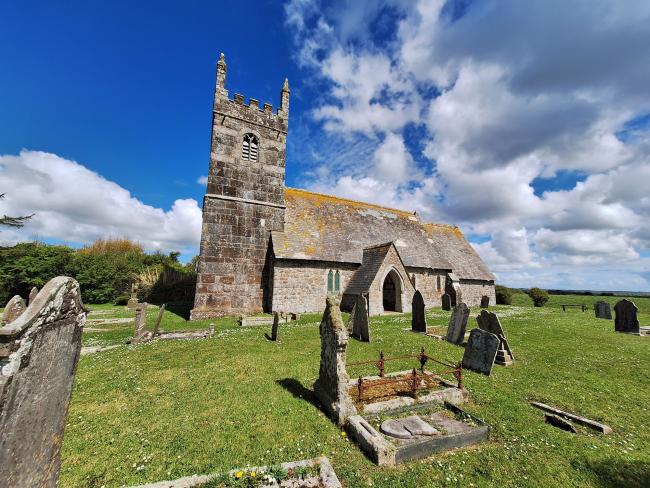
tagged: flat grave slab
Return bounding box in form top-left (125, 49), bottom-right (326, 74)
top-left (347, 402), bottom-right (489, 466)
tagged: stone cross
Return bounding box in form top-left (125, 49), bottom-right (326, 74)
top-left (152, 303), bottom-right (166, 337)
top-left (271, 311), bottom-right (280, 341)
top-left (127, 282), bottom-right (139, 309)
top-left (441, 293), bottom-right (451, 311)
top-left (2, 295), bottom-right (26, 326)
top-left (614, 299), bottom-right (639, 334)
top-left (411, 290), bottom-right (427, 333)
top-left (594, 301), bottom-right (612, 320)
top-left (314, 295), bottom-right (357, 426)
top-left (462, 328), bottom-right (500, 376)
top-left (132, 303), bottom-right (149, 344)
top-left (445, 302), bottom-right (469, 345)
top-left (28, 286), bottom-right (39, 305)
top-left (350, 294), bottom-right (370, 342)
top-left (480, 295), bottom-right (490, 308)
top-left (0, 276), bottom-right (87, 487)
top-left (476, 310), bottom-right (514, 365)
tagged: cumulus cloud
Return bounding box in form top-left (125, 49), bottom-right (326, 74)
top-left (285, 0), bottom-right (650, 290)
top-left (0, 150), bottom-right (202, 253)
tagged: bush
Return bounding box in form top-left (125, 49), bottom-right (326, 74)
top-left (114, 295), bottom-right (130, 306)
top-left (527, 287), bottom-right (549, 307)
top-left (495, 285), bottom-right (513, 305)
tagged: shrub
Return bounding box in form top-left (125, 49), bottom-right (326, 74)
top-left (114, 295), bottom-right (130, 306)
top-left (495, 285), bottom-right (513, 305)
top-left (527, 287), bottom-right (549, 307)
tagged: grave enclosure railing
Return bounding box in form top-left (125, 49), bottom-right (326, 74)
top-left (347, 348), bottom-right (463, 402)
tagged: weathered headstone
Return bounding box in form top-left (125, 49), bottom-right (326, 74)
top-left (593, 301), bottom-right (612, 320)
top-left (152, 303), bottom-right (166, 337)
top-left (445, 303), bottom-right (470, 345)
top-left (411, 290), bottom-right (427, 333)
top-left (271, 311), bottom-right (280, 341)
top-left (614, 299), bottom-right (639, 334)
top-left (1, 295), bottom-right (26, 326)
top-left (131, 302), bottom-right (149, 344)
top-left (127, 283), bottom-right (138, 309)
top-left (480, 295), bottom-right (489, 308)
top-left (476, 310), bottom-right (514, 365)
top-left (350, 294), bottom-right (370, 341)
top-left (0, 276), bottom-right (87, 487)
top-left (314, 295), bottom-right (357, 426)
top-left (462, 328), bottom-right (500, 376)
top-left (28, 286), bottom-right (39, 305)
top-left (441, 293), bottom-right (451, 311)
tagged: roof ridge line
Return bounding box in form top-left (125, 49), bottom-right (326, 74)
top-left (285, 187), bottom-right (416, 218)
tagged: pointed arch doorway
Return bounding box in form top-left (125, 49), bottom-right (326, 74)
top-left (382, 269), bottom-right (403, 312)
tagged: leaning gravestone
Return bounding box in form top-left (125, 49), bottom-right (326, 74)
top-left (28, 286), bottom-right (39, 305)
top-left (411, 290), bottom-right (427, 333)
top-left (476, 310), bottom-right (514, 366)
top-left (0, 276), bottom-right (87, 487)
top-left (594, 301), bottom-right (612, 320)
top-left (2, 295), bottom-right (26, 326)
top-left (131, 303), bottom-right (149, 344)
top-left (614, 299), bottom-right (639, 334)
top-left (480, 295), bottom-right (490, 308)
top-left (445, 303), bottom-right (470, 345)
top-left (441, 294), bottom-right (451, 311)
top-left (462, 328), bottom-right (500, 376)
top-left (314, 295), bottom-right (357, 426)
top-left (350, 294), bottom-right (370, 342)
top-left (271, 311), bottom-right (280, 341)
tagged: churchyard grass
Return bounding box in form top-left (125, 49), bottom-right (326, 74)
top-left (60, 295), bottom-right (650, 487)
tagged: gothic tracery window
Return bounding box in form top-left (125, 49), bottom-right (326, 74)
top-left (242, 133), bottom-right (259, 162)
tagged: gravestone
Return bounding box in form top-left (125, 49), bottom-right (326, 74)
top-left (350, 294), bottom-right (370, 342)
top-left (445, 303), bottom-right (470, 345)
top-left (28, 286), bottom-right (39, 305)
top-left (2, 295), bottom-right (26, 325)
top-left (614, 299), bottom-right (639, 334)
top-left (127, 283), bottom-right (138, 309)
top-left (480, 296), bottom-right (489, 308)
top-left (594, 301), bottom-right (612, 320)
top-left (314, 295), bottom-right (357, 426)
top-left (441, 294), bottom-right (451, 311)
top-left (462, 328), bottom-right (500, 376)
top-left (476, 310), bottom-right (514, 366)
top-left (411, 290), bottom-right (427, 333)
top-left (0, 276), bottom-right (87, 487)
top-left (271, 311), bottom-right (280, 341)
top-left (152, 303), bottom-right (166, 337)
top-left (131, 303), bottom-right (149, 344)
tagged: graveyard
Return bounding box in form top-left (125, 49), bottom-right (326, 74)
top-left (6, 292), bottom-right (641, 487)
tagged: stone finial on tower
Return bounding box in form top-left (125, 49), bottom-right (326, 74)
top-left (216, 52), bottom-right (228, 97)
top-left (280, 78), bottom-right (290, 115)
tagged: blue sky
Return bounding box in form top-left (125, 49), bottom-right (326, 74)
top-left (2, 0), bottom-right (650, 291)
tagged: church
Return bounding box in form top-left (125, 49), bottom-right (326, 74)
top-left (190, 54), bottom-right (495, 320)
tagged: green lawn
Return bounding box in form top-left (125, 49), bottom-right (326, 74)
top-left (59, 296), bottom-right (650, 487)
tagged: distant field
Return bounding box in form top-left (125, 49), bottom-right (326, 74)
top-left (52, 296), bottom-right (650, 487)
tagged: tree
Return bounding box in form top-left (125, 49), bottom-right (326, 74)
top-left (495, 285), bottom-right (513, 305)
top-left (0, 193), bottom-right (33, 228)
top-left (527, 287), bottom-right (550, 307)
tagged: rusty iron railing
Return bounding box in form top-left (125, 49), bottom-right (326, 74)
top-left (348, 348), bottom-right (463, 402)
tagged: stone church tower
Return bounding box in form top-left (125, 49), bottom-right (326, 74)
top-left (191, 53), bottom-right (289, 319)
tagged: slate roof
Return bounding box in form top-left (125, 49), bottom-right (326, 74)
top-left (271, 188), bottom-right (495, 282)
top-left (345, 243), bottom-right (398, 295)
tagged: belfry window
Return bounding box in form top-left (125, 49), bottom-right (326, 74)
top-left (242, 133), bottom-right (259, 162)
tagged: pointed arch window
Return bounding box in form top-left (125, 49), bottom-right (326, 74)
top-left (327, 270), bottom-right (334, 293)
top-left (242, 133), bottom-right (259, 162)
top-left (436, 275), bottom-right (442, 291)
top-left (334, 270), bottom-right (341, 293)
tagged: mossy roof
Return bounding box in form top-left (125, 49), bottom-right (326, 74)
top-left (271, 188), bottom-right (495, 281)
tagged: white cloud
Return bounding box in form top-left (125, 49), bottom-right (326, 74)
top-left (197, 175), bottom-right (208, 185)
top-left (0, 150), bottom-right (202, 254)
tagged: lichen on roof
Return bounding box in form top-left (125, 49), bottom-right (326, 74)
top-left (272, 187), bottom-right (494, 281)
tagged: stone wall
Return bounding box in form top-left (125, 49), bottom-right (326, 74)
top-left (192, 54), bottom-right (290, 319)
top-left (406, 267), bottom-right (446, 309)
top-left (458, 280), bottom-right (496, 307)
top-left (272, 260), bottom-right (357, 313)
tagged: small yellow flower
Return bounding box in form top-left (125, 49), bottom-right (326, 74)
top-left (341, 431), bottom-right (347, 437)
top-left (251, 471), bottom-right (257, 477)
top-left (235, 471), bottom-right (243, 479)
